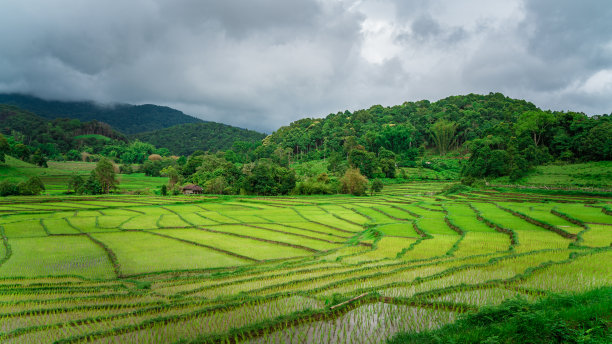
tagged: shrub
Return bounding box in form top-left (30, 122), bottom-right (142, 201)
top-left (67, 175), bottom-right (85, 194)
top-left (17, 176), bottom-right (45, 195)
top-left (0, 180), bottom-right (18, 196)
top-left (294, 180), bottom-right (334, 195)
top-left (79, 176), bottom-right (103, 195)
top-left (370, 178), bottom-right (383, 195)
top-left (119, 164), bottom-right (134, 174)
top-left (340, 168), bottom-right (368, 196)
top-left (388, 287), bottom-right (612, 344)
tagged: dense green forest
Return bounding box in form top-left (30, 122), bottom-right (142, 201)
top-left (0, 93), bottom-right (202, 134)
top-left (1, 92), bottom-right (610, 196)
top-left (135, 93), bottom-right (609, 196)
top-left (260, 93), bottom-right (611, 181)
top-left (0, 104), bottom-right (264, 166)
top-left (0, 105), bottom-right (129, 164)
top-left (132, 122), bottom-right (266, 156)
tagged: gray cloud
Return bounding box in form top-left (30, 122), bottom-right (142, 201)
top-left (0, 0), bottom-right (610, 133)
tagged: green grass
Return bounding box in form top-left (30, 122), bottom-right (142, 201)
top-left (0, 157), bottom-right (168, 194)
top-left (0, 236), bottom-right (115, 279)
top-left (42, 218), bottom-right (81, 235)
top-left (46, 160), bottom-right (97, 172)
top-left (504, 203), bottom-right (584, 234)
top-left (0, 156), bottom-right (60, 182)
top-left (207, 224), bottom-right (339, 251)
top-left (491, 161), bottom-right (612, 189)
top-left (289, 159), bottom-right (329, 177)
top-left (116, 173), bottom-right (168, 192)
top-left (388, 287), bottom-right (612, 344)
top-left (555, 204), bottom-right (612, 224)
top-left (2, 220), bottom-right (47, 238)
top-left (377, 223), bottom-right (419, 237)
top-left (151, 228), bottom-right (312, 260)
top-left (444, 203), bottom-right (498, 232)
top-left (453, 232), bottom-right (510, 257)
top-left (581, 224), bottom-right (612, 248)
top-left (90, 231), bottom-right (249, 275)
top-left (0, 183), bottom-right (609, 344)
top-left (398, 164), bottom-right (460, 181)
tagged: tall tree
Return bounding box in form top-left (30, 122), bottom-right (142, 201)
top-left (340, 168), bottom-right (368, 196)
top-left (0, 134), bottom-right (9, 163)
top-left (92, 158), bottom-right (118, 193)
top-left (378, 148), bottom-right (396, 178)
top-left (515, 110), bottom-right (556, 147)
top-left (348, 149), bottom-right (378, 179)
top-left (430, 119), bottom-right (458, 155)
top-left (161, 166), bottom-right (181, 188)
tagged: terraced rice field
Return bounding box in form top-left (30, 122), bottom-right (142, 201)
top-left (0, 183), bottom-right (610, 343)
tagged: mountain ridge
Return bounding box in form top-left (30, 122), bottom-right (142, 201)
top-left (132, 122), bottom-right (266, 156)
top-left (0, 93), bottom-right (203, 134)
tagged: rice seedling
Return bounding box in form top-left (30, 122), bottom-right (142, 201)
top-left (0, 185), bottom-right (608, 344)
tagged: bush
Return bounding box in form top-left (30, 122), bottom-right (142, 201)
top-left (242, 159), bottom-right (296, 195)
top-left (388, 287), bottom-right (612, 344)
top-left (66, 149), bottom-right (81, 161)
top-left (370, 178), bottom-right (383, 195)
top-left (119, 164), bottom-right (134, 174)
top-left (17, 176), bottom-right (45, 195)
top-left (0, 180), bottom-right (18, 196)
top-left (67, 175), bottom-right (85, 194)
top-left (340, 168), bottom-right (368, 196)
top-left (441, 182), bottom-right (472, 195)
top-left (294, 180), bottom-right (335, 195)
top-left (77, 176), bottom-right (103, 195)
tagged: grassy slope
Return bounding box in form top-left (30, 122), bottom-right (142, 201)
top-left (0, 156), bottom-right (166, 194)
top-left (388, 287), bottom-right (611, 344)
top-left (290, 158), bottom-right (460, 181)
top-left (491, 161), bottom-right (612, 189)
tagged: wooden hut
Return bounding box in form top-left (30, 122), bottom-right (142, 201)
top-left (182, 184), bottom-right (203, 195)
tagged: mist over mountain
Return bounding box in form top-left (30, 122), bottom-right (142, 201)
top-left (133, 122), bottom-right (266, 156)
top-left (0, 94), bottom-right (202, 134)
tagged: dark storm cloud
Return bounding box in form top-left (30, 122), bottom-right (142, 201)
top-left (523, 0), bottom-right (612, 67)
top-left (0, 0), bottom-right (610, 132)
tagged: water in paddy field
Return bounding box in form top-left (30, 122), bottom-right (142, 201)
top-left (244, 303), bottom-right (456, 344)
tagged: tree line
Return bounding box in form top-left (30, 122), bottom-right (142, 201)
top-left (2, 93), bottom-right (610, 197)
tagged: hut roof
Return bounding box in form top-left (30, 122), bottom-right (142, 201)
top-left (182, 184), bottom-right (203, 191)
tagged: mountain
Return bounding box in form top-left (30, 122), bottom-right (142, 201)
top-left (0, 93), bottom-right (202, 134)
top-left (0, 104), bottom-right (128, 160)
top-left (132, 122), bottom-right (266, 156)
top-left (266, 92), bottom-right (540, 157)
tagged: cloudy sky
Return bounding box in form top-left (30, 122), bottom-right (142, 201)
top-left (0, 0), bottom-right (610, 132)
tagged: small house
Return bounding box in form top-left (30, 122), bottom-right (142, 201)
top-left (182, 184), bottom-right (203, 195)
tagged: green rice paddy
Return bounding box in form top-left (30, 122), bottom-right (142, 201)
top-left (0, 182), bottom-right (610, 343)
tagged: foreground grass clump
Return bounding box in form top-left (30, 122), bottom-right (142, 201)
top-left (388, 287), bottom-right (612, 344)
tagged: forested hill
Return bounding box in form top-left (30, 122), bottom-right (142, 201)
top-left (266, 92), bottom-right (609, 158)
top-left (0, 104), bottom-right (130, 162)
top-left (0, 93), bottom-right (202, 134)
top-left (261, 92), bottom-right (610, 181)
top-left (132, 122), bottom-right (266, 156)
top-left (267, 93), bottom-right (539, 157)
